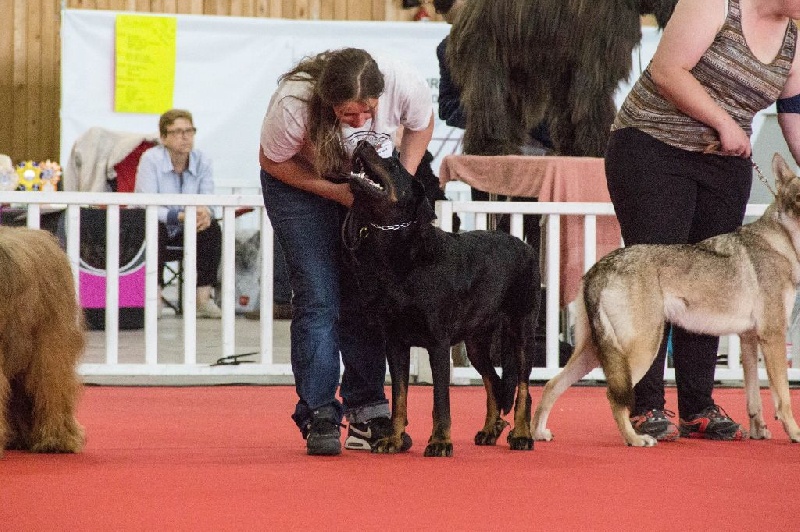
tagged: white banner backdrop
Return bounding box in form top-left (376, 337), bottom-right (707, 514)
top-left (61, 10), bottom-right (457, 190)
top-left (61, 13), bottom-right (783, 201)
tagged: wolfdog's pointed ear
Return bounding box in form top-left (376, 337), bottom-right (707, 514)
top-left (412, 179), bottom-right (437, 225)
top-left (773, 152), bottom-right (797, 191)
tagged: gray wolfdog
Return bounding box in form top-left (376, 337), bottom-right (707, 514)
top-left (533, 153), bottom-right (800, 447)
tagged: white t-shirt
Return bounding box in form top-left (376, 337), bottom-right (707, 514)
top-left (260, 54), bottom-right (432, 164)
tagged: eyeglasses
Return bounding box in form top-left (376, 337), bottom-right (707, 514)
top-left (165, 127), bottom-right (197, 137)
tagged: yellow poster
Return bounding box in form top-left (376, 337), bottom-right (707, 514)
top-left (114, 15), bottom-right (177, 114)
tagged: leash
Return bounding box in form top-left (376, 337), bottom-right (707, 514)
top-left (341, 209), bottom-right (362, 254)
top-left (704, 141), bottom-right (777, 198)
top-left (751, 159), bottom-right (777, 199)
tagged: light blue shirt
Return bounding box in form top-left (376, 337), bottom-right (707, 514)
top-left (135, 144), bottom-right (215, 237)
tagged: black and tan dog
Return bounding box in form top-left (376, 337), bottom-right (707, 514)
top-left (533, 153), bottom-right (800, 446)
top-left (344, 140), bottom-right (540, 456)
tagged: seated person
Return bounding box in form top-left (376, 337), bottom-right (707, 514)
top-left (135, 108), bottom-right (222, 319)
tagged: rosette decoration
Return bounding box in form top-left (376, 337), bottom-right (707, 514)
top-left (39, 160), bottom-right (62, 192)
top-left (16, 160), bottom-right (42, 191)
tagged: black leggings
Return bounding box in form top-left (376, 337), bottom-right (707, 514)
top-left (158, 220), bottom-right (222, 288)
top-left (604, 128), bottom-right (752, 418)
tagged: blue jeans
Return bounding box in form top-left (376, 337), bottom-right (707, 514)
top-left (260, 170), bottom-right (389, 432)
top-left (272, 238), bottom-right (291, 305)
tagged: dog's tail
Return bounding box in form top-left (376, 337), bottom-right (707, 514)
top-left (497, 322), bottom-right (518, 415)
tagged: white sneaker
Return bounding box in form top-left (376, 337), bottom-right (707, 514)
top-left (196, 299), bottom-right (222, 319)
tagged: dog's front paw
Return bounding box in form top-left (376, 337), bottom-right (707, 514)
top-left (423, 441), bottom-right (453, 457)
top-left (625, 434), bottom-right (658, 447)
top-left (4, 430), bottom-right (26, 451)
top-left (748, 424), bottom-right (772, 440)
top-left (474, 431), bottom-right (497, 445)
top-left (507, 435), bottom-right (534, 451)
top-left (475, 418), bottom-right (509, 445)
top-left (372, 436), bottom-right (404, 454)
top-left (533, 428), bottom-right (553, 441)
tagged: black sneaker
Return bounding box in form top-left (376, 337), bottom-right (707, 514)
top-left (305, 408), bottom-right (342, 456)
top-left (344, 417), bottom-right (412, 452)
top-left (630, 409), bottom-right (679, 441)
top-left (679, 405), bottom-right (743, 440)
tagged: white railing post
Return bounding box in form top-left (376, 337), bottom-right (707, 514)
top-left (221, 206), bottom-right (237, 357)
top-left (545, 214), bottom-right (561, 370)
top-left (26, 203), bottom-right (41, 229)
top-left (183, 206), bottom-right (198, 365)
top-left (144, 205), bottom-right (160, 364)
top-left (583, 214), bottom-right (597, 270)
top-left (104, 205), bottom-right (120, 364)
top-left (65, 204), bottom-right (81, 293)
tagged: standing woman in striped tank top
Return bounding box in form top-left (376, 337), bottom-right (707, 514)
top-left (605, 0), bottom-right (800, 442)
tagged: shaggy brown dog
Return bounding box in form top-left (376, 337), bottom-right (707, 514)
top-left (446, 0), bottom-right (677, 156)
top-left (0, 226), bottom-right (85, 456)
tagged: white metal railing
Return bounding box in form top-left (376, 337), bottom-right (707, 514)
top-left (0, 191), bottom-right (292, 379)
top-left (1, 192), bottom-right (792, 384)
top-left (435, 200), bottom-right (800, 384)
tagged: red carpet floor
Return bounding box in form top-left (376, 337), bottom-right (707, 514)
top-left (3, 385), bottom-right (799, 531)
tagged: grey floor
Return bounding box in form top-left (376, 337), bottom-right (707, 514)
top-left (80, 307), bottom-right (294, 385)
top-left (81, 313), bottom-right (291, 366)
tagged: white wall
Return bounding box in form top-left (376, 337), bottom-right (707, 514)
top-left (63, 15), bottom-right (788, 203)
top-left (61, 11), bottom-right (458, 191)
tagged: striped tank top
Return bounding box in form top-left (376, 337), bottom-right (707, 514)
top-left (612, 0), bottom-right (797, 153)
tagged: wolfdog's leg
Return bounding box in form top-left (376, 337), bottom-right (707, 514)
top-left (532, 334), bottom-right (600, 441)
top-left (741, 333), bottom-right (770, 439)
top-left (760, 334), bottom-right (800, 442)
top-left (605, 337), bottom-right (661, 447)
top-left (606, 371), bottom-right (655, 447)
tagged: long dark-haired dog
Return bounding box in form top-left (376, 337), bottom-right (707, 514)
top-left (447, 0), bottom-right (677, 156)
top-left (0, 226), bottom-right (85, 456)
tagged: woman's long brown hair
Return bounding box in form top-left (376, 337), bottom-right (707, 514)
top-left (280, 48), bottom-right (384, 178)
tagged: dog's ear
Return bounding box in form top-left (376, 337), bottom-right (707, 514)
top-left (773, 152), bottom-right (797, 192)
top-left (412, 178), bottom-right (437, 225)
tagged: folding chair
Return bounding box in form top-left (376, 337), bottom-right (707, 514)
top-left (161, 244), bottom-right (184, 315)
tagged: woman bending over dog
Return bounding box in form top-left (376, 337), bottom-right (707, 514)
top-left (258, 48), bottom-right (434, 456)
